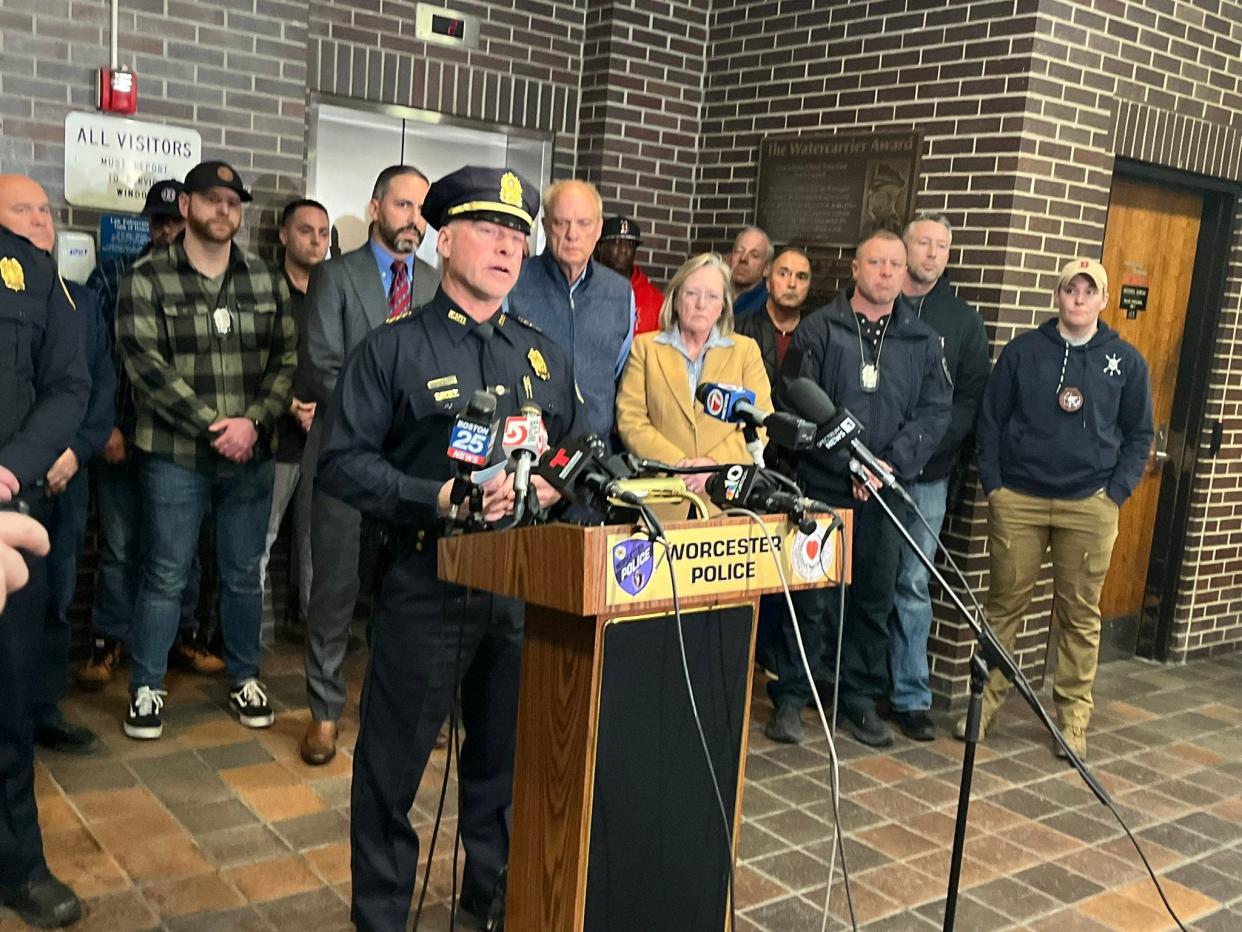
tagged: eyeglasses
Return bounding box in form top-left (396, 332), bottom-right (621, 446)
top-left (681, 288), bottom-right (724, 306)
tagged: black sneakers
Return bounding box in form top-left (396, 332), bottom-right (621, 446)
top-left (124, 686), bottom-right (166, 740)
top-left (841, 709), bottom-right (895, 747)
top-left (890, 709), bottom-right (937, 742)
top-left (229, 679), bottom-right (274, 729)
top-left (764, 703), bottom-right (805, 744)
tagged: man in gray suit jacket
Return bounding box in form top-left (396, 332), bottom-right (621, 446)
top-left (299, 164), bottom-right (439, 765)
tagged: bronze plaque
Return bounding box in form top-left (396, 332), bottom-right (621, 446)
top-left (754, 131), bottom-right (923, 247)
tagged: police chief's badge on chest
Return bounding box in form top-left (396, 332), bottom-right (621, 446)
top-left (1058, 385), bottom-right (1084, 413)
top-left (213, 306), bottom-right (232, 337)
top-left (528, 348), bottom-right (549, 380)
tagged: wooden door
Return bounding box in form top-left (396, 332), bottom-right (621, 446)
top-left (1096, 177), bottom-right (1203, 625)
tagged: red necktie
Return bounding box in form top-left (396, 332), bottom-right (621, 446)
top-left (387, 259), bottom-right (410, 319)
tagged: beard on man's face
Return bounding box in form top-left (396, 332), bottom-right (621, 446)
top-left (377, 213), bottom-right (420, 254)
top-left (187, 211), bottom-right (238, 245)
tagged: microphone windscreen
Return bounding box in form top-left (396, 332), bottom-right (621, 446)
top-left (785, 378), bottom-right (837, 424)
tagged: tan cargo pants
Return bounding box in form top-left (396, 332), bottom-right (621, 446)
top-left (981, 487), bottom-right (1121, 729)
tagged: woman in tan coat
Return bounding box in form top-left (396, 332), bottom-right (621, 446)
top-left (616, 253), bottom-right (772, 499)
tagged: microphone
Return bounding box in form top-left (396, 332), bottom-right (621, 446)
top-left (536, 435), bottom-right (633, 510)
top-left (705, 464), bottom-right (819, 534)
top-left (783, 377), bottom-right (913, 504)
top-left (501, 402), bottom-right (547, 523)
top-left (695, 382), bottom-right (817, 452)
top-left (446, 389), bottom-right (500, 523)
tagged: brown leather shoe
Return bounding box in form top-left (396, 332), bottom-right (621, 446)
top-left (299, 719), bottom-right (337, 765)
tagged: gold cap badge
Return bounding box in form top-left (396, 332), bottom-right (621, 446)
top-left (0, 257), bottom-right (25, 292)
top-left (500, 171), bottom-right (523, 208)
top-left (217, 165), bottom-right (234, 182)
top-left (528, 347), bottom-right (549, 381)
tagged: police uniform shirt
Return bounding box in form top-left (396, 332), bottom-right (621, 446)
top-left (316, 287), bottom-right (588, 525)
top-left (0, 224), bottom-right (90, 488)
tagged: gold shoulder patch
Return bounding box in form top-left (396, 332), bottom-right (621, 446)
top-left (0, 257), bottom-right (26, 292)
top-left (447, 309), bottom-right (468, 326)
top-left (384, 310), bottom-right (413, 324)
top-left (528, 347), bottom-right (549, 381)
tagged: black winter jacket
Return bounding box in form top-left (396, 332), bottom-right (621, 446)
top-left (905, 274), bottom-right (991, 481)
top-left (788, 288), bottom-right (953, 499)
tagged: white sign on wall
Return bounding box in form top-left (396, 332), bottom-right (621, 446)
top-left (64, 112), bottom-right (201, 212)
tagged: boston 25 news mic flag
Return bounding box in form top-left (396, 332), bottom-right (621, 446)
top-left (445, 388), bottom-right (500, 531)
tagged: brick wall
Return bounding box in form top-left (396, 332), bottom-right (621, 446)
top-left (694, 0), bottom-right (1242, 698)
top-left (0, 0), bottom-right (308, 255)
top-left (576, 0), bottom-right (709, 281)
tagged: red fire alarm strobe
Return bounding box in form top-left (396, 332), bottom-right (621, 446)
top-left (97, 67), bottom-right (138, 114)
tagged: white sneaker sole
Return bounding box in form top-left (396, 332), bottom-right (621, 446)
top-left (232, 708), bottom-right (274, 729)
top-left (124, 721), bottom-right (162, 740)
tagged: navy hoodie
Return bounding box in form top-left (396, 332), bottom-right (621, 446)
top-left (977, 317), bottom-right (1153, 505)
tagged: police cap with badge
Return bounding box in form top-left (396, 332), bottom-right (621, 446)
top-left (420, 165), bottom-right (538, 234)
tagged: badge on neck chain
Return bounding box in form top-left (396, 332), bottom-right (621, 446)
top-left (1058, 386), bottom-right (1083, 412)
top-left (212, 306), bottom-right (232, 336)
top-left (861, 363), bottom-right (879, 392)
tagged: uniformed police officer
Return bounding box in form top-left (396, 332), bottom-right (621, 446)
top-left (0, 174), bottom-right (91, 928)
top-left (316, 166), bottom-right (587, 932)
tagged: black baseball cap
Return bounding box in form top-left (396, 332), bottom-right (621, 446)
top-left (420, 165), bottom-right (538, 234)
top-left (141, 179), bottom-right (184, 218)
top-left (600, 215), bottom-right (641, 242)
top-left (183, 160), bottom-right (253, 202)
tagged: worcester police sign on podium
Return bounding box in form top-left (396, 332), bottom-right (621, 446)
top-left (64, 112), bottom-right (201, 212)
top-left (605, 517), bottom-right (843, 607)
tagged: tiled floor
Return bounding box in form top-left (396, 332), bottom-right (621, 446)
top-left (6, 641), bottom-right (1241, 931)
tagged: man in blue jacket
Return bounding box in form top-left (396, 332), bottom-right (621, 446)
top-left (19, 203), bottom-right (117, 755)
top-left (964, 258), bottom-right (1153, 760)
top-left (766, 230), bottom-right (952, 746)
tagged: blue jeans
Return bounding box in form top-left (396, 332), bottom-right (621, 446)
top-left (34, 469), bottom-right (91, 726)
top-left (93, 459), bottom-right (200, 642)
top-left (889, 476), bottom-right (949, 713)
top-left (129, 454), bottom-right (273, 690)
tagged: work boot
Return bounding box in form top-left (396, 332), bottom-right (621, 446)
top-left (76, 636), bottom-right (123, 691)
top-left (953, 688), bottom-right (1005, 741)
top-left (764, 703), bottom-right (804, 744)
top-left (1054, 724), bottom-right (1087, 761)
top-left (169, 632), bottom-right (225, 675)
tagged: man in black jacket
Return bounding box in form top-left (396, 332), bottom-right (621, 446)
top-left (765, 230), bottom-right (952, 746)
top-left (886, 215), bottom-right (990, 740)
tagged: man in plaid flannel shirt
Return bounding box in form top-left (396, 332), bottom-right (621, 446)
top-left (117, 160), bottom-right (296, 740)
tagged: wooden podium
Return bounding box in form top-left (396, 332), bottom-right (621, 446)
top-left (439, 513), bottom-right (851, 932)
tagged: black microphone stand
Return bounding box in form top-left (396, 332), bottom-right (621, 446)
top-left (850, 466), bottom-right (1116, 932)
